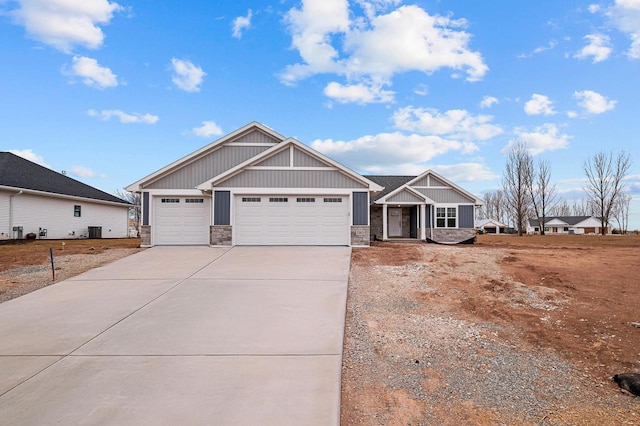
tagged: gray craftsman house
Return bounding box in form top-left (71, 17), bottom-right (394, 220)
top-left (126, 122), bottom-right (481, 247)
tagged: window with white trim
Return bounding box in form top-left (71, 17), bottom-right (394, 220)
top-left (436, 207), bottom-right (457, 228)
top-left (269, 197), bottom-right (288, 202)
top-left (74, 205), bottom-right (81, 217)
top-left (242, 197), bottom-right (261, 202)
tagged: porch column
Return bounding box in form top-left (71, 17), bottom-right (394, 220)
top-left (420, 204), bottom-right (426, 240)
top-left (382, 204), bottom-right (388, 240)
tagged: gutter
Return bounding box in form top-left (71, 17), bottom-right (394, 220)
top-left (8, 190), bottom-right (23, 238)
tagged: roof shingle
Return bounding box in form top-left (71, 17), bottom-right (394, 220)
top-left (0, 152), bottom-right (129, 205)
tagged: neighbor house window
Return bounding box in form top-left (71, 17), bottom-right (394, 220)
top-left (74, 205), bottom-right (81, 217)
top-left (436, 207), bottom-right (457, 228)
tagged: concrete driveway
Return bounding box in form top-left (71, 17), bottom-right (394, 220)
top-left (0, 246), bottom-right (351, 425)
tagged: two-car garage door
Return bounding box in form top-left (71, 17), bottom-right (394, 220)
top-left (234, 195), bottom-right (349, 245)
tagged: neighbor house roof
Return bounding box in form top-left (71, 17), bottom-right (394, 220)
top-left (528, 216), bottom-right (600, 227)
top-left (363, 175), bottom-right (415, 201)
top-left (0, 152), bottom-right (129, 205)
top-left (475, 219), bottom-right (507, 228)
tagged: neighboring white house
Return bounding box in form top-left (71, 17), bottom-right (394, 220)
top-left (126, 122), bottom-right (482, 247)
top-left (475, 219), bottom-right (508, 234)
top-left (526, 216), bottom-right (609, 235)
top-left (0, 152), bottom-right (130, 240)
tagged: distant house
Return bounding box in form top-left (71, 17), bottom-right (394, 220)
top-left (475, 218), bottom-right (508, 234)
top-left (526, 216), bottom-right (609, 235)
top-left (0, 152), bottom-right (130, 240)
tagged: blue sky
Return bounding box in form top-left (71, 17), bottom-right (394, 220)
top-left (2, 0), bottom-right (640, 228)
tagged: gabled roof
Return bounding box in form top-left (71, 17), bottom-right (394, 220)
top-left (0, 152), bottom-right (128, 205)
top-left (126, 121), bottom-right (286, 191)
top-left (364, 175), bottom-right (415, 201)
top-left (475, 219), bottom-right (507, 228)
top-left (528, 216), bottom-right (602, 227)
top-left (366, 170), bottom-right (482, 205)
top-left (196, 137), bottom-right (384, 191)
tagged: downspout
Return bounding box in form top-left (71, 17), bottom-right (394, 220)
top-left (9, 190), bottom-right (23, 239)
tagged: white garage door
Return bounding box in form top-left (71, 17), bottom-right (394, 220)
top-left (154, 196), bottom-right (210, 245)
top-left (234, 195), bottom-right (349, 245)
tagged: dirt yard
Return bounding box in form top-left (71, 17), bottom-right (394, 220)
top-left (0, 238), bottom-right (142, 303)
top-left (342, 235), bottom-right (640, 425)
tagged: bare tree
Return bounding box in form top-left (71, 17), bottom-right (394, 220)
top-left (503, 141), bottom-right (533, 236)
top-left (550, 200), bottom-right (571, 216)
top-left (115, 189), bottom-right (141, 235)
top-left (527, 159), bottom-right (558, 236)
top-left (570, 199), bottom-right (593, 216)
top-left (612, 194), bottom-right (632, 234)
top-left (583, 151), bottom-right (632, 235)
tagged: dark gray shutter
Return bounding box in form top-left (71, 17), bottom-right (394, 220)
top-left (214, 191), bottom-right (231, 225)
top-left (459, 205), bottom-right (475, 228)
top-left (142, 192), bottom-right (149, 226)
top-left (352, 192), bottom-right (368, 226)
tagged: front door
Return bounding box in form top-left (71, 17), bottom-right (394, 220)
top-left (389, 208), bottom-right (402, 237)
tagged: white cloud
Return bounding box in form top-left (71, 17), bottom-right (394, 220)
top-left (413, 84), bottom-right (428, 96)
top-left (87, 109), bottom-right (159, 124)
top-left (524, 94), bottom-right (556, 116)
top-left (8, 149), bottom-right (49, 167)
top-left (574, 33), bottom-right (612, 63)
top-left (192, 120), bottom-right (223, 138)
top-left (281, 1), bottom-right (487, 104)
top-left (606, 0), bottom-right (640, 59)
top-left (428, 163), bottom-right (498, 182)
top-left (574, 89), bottom-right (617, 114)
top-left (170, 58), bottom-right (206, 92)
top-left (310, 132), bottom-right (470, 171)
top-left (392, 106), bottom-right (503, 141)
top-left (63, 56), bottom-right (118, 89)
top-left (588, 4), bottom-right (601, 13)
top-left (505, 124), bottom-right (571, 155)
top-left (324, 81), bottom-right (395, 104)
top-left (69, 165), bottom-right (106, 178)
top-left (9, 0), bottom-right (122, 53)
top-left (567, 110), bottom-right (579, 118)
top-left (479, 95), bottom-right (498, 108)
top-left (232, 9), bottom-right (253, 39)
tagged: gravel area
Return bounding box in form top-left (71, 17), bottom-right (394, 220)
top-left (0, 248), bottom-right (141, 303)
top-left (341, 244), bottom-right (640, 425)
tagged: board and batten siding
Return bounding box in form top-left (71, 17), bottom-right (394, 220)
top-left (293, 148), bottom-right (329, 167)
top-left (387, 189), bottom-right (423, 203)
top-left (411, 175), bottom-right (447, 187)
top-left (233, 129), bottom-right (281, 145)
top-left (255, 149), bottom-right (290, 167)
top-left (142, 192), bottom-right (150, 226)
top-left (214, 191), bottom-right (231, 225)
top-left (145, 146), bottom-right (271, 190)
top-left (217, 170), bottom-right (367, 188)
top-left (458, 205), bottom-right (475, 228)
top-left (9, 193), bottom-right (128, 239)
top-left (414, 188), bottom-right (475, 204)
top-left (352, 192), bottom-right (369, 226)
top-left (0, 191), bottom-right (10, 238)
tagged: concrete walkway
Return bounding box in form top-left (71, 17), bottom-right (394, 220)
top-left (0, 246), bottom-right (351, 425)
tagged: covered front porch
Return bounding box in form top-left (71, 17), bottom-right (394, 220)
top-left (370, 204), bottom-right (432, 241)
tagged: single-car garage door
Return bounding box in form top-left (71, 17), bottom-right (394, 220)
top-left (234, 195), bottom-right (349, 245)
top-left (154, 196), bottom-right (211, 245)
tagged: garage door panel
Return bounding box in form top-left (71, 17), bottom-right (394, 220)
top-left (235, 195), bottom-right (349, 246)
top-left (154, 197), bottom-right (210, 245)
